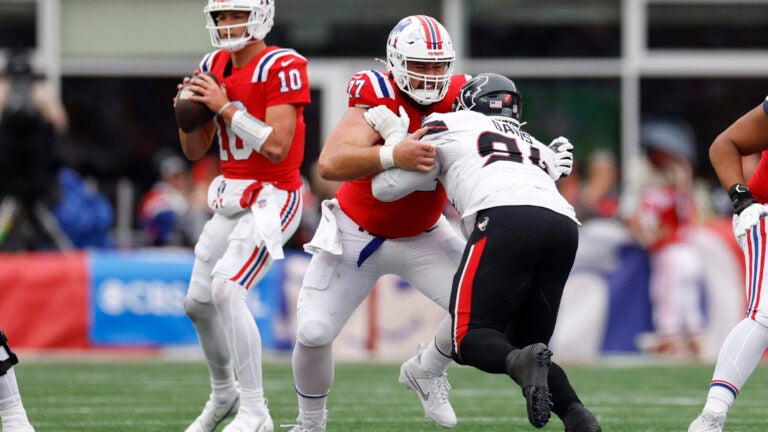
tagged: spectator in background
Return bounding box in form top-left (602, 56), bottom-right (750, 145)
top-left (0, 48), bottom-right (71, 251)
top-left (137, 154), bottom-right (193, 247)
top-left (557, 149), bottom-right (620, 222)
top-left (621, 119), bottom-right (705, 359)
top-left (52, 167), bottom-right (114, 249)
top-left (577, 149), bottom-right (620, 220)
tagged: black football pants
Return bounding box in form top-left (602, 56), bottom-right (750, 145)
top-left (450, 205), bottom-right (578, 369)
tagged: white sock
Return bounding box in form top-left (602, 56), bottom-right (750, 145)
top-left (704, 319), bottom-right (768, 414)
top-left (292, 343), bottom-right (332, 417)
top-left (419, 316), bottom-right (454, 371)
top-left (186, 291), bottom-right (236, 398)
top-left (212, 279), bottom-right (266, 416)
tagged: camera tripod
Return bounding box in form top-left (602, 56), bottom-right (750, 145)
top-left (0, 195), bottom-right (73, 251)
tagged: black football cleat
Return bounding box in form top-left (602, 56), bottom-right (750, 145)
top-left (505, 343), bottom-right (553, 428)
top-left (562, 403), bottom-right (602, 432)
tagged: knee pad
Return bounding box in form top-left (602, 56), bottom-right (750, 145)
top-left (183, 294), bottom-right (216, 321)
top-left (0, 329), bottom-right (19, 376)
top-left (184, 276), bottom-right (216, 320)
top-left (296, 319), bottom-right (336, 347)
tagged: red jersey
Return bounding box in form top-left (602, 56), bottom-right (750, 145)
top-left (335, 70), bottom-right (469, 238)
top-left (748, 151), bottom-right (768, 203)
top-left (634, 185), bottom-right (696, 251)
top-left (199, 47), bottom-right (310, 190)
top-left (747, 98), bottom-right (768, 202)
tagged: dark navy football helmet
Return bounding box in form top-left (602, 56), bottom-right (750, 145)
top-left (453, 73), bottom-right (522, 123)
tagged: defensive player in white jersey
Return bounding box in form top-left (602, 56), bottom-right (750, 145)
top-left (176, 1), bottom-right (310, 431)
top-left (372, 73), bottom-right (601, 431)
top-left (0, 329), bottom-right (35, 432)
top-left (688, 97), bottom-right (768, 432)
top-left (289, 15), bottom-right (468, 432)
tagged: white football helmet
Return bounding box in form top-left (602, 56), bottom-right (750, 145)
top-left (386, 15), bottom-right (455, 105)
top-left (204, 0), bottom-right (274, 52)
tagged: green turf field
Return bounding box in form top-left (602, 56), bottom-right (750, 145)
top-left (11, 356), bottom-right (768, 431)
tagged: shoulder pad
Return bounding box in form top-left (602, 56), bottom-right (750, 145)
top-left (252, 48), bottom-right (307, 83)
top-left (347, 70), bottom-right (397, 107)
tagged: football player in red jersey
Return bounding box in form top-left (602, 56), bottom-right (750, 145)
top-left (288, 15), bottom-right (467, 432)
top-left (623, 121), bottom-right (705, 359)
top-left (176, 1), bottom-right (309, 431)
top-left (688, 98), bottom-right (768, 432)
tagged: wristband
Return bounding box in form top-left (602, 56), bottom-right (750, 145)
top-left (729, 183), bottom-right (757, 214)
top-left (379, 145), bottom-right (395, 170)
top-left (217, 101), bottom-right (233, 116)
top-left (231, 110), bottom-right (273, 154)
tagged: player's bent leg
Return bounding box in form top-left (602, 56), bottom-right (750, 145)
top-left (210, 278), bottom-right (271, 430)
top-left (505, 343), bottom-right (553, 429)
top-left (184, 278), bottom-right (238, 432)
top-left (0, 330), bottom-right (34, 432)
top-left (292, 319), bottom-right (336, 430)
top-left (547, 362), bottom-right (601, 431)
top-left (398, 343), bottom-right (457, 428)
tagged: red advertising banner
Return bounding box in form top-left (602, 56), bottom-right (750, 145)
top-left (0, 252), bottom-right (89, 348)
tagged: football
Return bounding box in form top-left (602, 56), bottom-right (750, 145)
top-left (175, 71), bottom-right (217, 133)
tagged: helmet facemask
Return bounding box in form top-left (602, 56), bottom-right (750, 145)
top-left (204, 0), bottom-right (274, 52)
top-left (386, 15), bottom-right (455, 105)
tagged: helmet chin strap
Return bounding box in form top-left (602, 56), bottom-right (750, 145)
top-left (223, 36), bottom-right (259, 52)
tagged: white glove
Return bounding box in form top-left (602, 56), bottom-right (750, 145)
top-left (735, 202), bottom-right (767, 237)
top-left (364, 105), bottom-right (410, 143)
top-left (549, 136), bottom-right (574, 179)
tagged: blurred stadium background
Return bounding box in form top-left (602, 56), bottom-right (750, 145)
top-left (1, 0), bottom-right (768, 429)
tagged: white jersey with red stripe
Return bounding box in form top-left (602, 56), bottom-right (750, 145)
top-left (334, 70), bottom-right (469, 238)
top-left (372, 110), bottom-right (578, 237)
top-left (198, 46), bottom-right (310, 190)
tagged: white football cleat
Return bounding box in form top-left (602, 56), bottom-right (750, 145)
top-left (398, 345), bottom-right (457, 428)
top-left (221, 411), bottom-right (274, 432)
top-left (283, 410), bottom-right (327, 432)
top-left (185, 391), bottom-right (240, 432)
top-left (688, 410), bottom-right (725, 432)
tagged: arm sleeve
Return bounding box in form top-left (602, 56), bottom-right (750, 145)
top-left (371, 152), bottom-right (442, 202)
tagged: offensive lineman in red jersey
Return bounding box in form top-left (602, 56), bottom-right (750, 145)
top-left (688, 97), bottom-right (768, 432)
top-left (176, 1), bottom-right (309, 431)
top-left (288, 15), bottom-right (468, 432)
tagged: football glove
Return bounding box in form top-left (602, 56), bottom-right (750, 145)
top-left (364, 105), bottom-right (409, 143)
top-left (734, 202), bottom-right (766, 237)
top-left (549, 136), bottom-right (574, 179)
